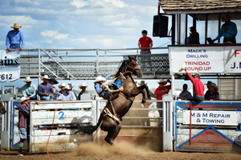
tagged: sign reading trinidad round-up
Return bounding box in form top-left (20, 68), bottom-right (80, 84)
top-left (0, 50), bottom-right (20, 82)
top-left (169, 46), bottom-right (241, 74)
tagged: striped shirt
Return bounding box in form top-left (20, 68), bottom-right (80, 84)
top-left (18, 104), bottom-right (30, 128)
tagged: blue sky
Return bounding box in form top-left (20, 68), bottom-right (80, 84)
top-left (0, 0), bottom-right (225, 93)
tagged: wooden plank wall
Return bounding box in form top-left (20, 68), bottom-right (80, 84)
top-left (30, 101), bottom-right (94, 153)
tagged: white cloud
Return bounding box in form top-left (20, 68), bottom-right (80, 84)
top-left (103, 0), bottom-right (126, 8)
top-left (72, 38), bottom-right (87, 42)
top-left (70, 0), bottom-right (89, 8)
top-left (41, 30), bottom-right (69, 40)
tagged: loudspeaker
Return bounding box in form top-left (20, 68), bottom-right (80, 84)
top-left (153, 15), bottom-right (168, 37)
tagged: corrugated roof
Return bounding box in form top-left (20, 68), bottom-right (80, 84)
top-left (159, 0), bottom-right (241, 13)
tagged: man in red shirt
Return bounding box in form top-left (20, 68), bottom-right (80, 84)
top-left (138, 30), bottom-right (153, 54)
top-left (185, 68), bottom-right (204, 102)
top-left (154, 79), bottom-right (171, 126)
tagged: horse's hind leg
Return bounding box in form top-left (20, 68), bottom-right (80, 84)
top-left (105, 124), bottom-right (121, 145)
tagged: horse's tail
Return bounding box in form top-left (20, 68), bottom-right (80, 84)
top-left (75, 121), bottom-right (101, 135)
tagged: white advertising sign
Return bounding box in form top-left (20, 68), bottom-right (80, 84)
top-left (0, 50), bottom-right (20, 82)
top-left (183, 111), bottom-right (238, 126)
top-left (224, 46), bottom-right (241, 73)
top-left (170, 46), bottom-right (224, 73)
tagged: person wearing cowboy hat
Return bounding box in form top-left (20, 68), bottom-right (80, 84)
top-left (94, 73), bottom-right (125, 100)
top-left (205, 83), bottom-right (219, 101)
top-left (154, 79), bottom-right (171, 126)
top-left (37, 75), bottom-right (55, 100)
top-left (6, 23), bottom-right (24, 51)
top-left (213, 15), bottom-right (237, 44)
top-left (57, 85), bottom-right (76, 101)
top-left (18, 97), bottom-right (30, 156)
top-left (204, 81), bottom-right (213, 100)
top-left (22, 76), bottom-right (37, 100)
top-left (58, 83), bottom-right (66, 94)
top-left (138, 81), bottom-right (152, 105)
top-left (185, 67), bottom-right (204, 102)
top-left (78, 82), bottom-right (88, 100)
top-left (67, 83), bottom-right (78, 99)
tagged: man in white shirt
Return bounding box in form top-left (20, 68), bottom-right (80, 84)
top-left (57, 85), bottom-right (76, 101)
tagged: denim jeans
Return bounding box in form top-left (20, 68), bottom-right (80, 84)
top-left (10, 45), bottom-right (20, 49)
top-left (40, 96), bottom-right (51, 100)
top-left (157, 103), bottom-right (163, 126)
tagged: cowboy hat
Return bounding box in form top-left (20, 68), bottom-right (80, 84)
top-left (79, 83), bottom-right (87, 89)
top-left (23, 76), bottom-right (33, 83)
top-left (41, 75), bottom-right (50, 80)
top-left (205, 81), bottom-right (212, 86)
top-left (58, 83), bottom-right (66, 88)
top-left (138, 81), bottom-right (147, 86)
top-left (179, 62), bottom-right (186, 72)
top-left (20, 97), bottom-right (28, 103)
top-left (210, 83), bottom-right (218, 90)
top-left (157, 80), bottom-right (167, 84)
top-left (49, 79), bottom-right (58, 84)
top-left (11, 23), bottom-right (21, 29)
top-left (64, 85), bottom-right (71, 90)
top-left (222, 15), bottom-right (231, 22)
top-left (68, 83), bottom-right (74, 89)
top-left (94, 76), bottom-right (106, 83)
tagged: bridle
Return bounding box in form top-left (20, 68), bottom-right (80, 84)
top-left (123, 60), bottom-right (141, 73)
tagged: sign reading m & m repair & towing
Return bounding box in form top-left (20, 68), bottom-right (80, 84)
top-left (183, 111), bottom-right (238, 126)
top-left (169, 46), bottom-right (224, 74)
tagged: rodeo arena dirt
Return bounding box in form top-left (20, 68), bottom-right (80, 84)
top-left (1, 0), bottom-right (241, 160)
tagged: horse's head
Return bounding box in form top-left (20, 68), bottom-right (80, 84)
top-left (125, 56), bottom-right (143, 78)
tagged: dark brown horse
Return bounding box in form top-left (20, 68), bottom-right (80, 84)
top-left (76, 56), bottom-right (151, 145)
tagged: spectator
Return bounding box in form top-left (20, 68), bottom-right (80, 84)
top-left (178, 84), bottom-right (192, 100)
top-left (206, 83), bottom-right (219, 101)
top-left (22, 76), bottom-right (37, 100)
top-left (204, 81), bottom-right (213, 100)
top-left (37, 75), bottom-right (55, 100)
top-left (185, 68), bottom-right (204, 102)
top-left (68, 83), bottom-right (78, 99)
top-left (57, 85), bottom-right (76, 101)
top-left (187, 26), bottom-right (200, 44)
top-left (49, 79), bottom-right (59, 100)
top-left (138, 30), bottom-right (153, 54)
top-left (213, 15), bottom-right (237, 44)
top-left (18, 97), bottom-right (30, 156)
top-left (6, 23), bottom-right (24, 51)
top-left (58, 83), bottom-right (66, 94)
top-left (78, 83), bottom-right (88, 100)
top-left (154, 79), bottom-right (171, 126)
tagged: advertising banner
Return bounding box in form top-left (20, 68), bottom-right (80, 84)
top-left (183, 110), bottom-right (238, 126)
top-left (169, 46), bottom-right (224, 74)
top-left (224, 46), bottom-right (241, 73)
top-left (0, 50), bottom-right (20, 82)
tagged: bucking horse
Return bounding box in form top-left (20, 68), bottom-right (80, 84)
top-left (76, 56), bottom-right (151, 145)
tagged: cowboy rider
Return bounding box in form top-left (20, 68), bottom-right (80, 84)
top-left (94, 72), bottom-right (125, 99)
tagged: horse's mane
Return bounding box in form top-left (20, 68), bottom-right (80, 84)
top-left (115, 60), bottom-right (128, 78)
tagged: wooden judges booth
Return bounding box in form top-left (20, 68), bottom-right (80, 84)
top-left (156, 0), bottom-right (241, 152)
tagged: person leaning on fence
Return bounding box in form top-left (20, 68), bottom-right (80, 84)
top-left (18, 97), bottom-right (30, 156)
top-left (78, 82), bottom-right (88, 100)
top-left (185, 68), bottom-right (204, 102)
top-left (6, 23), bottom-right (24, 51)
top-left (178, 84), bottom-right (193, 100)
top-left (22, 76), bottom-right (37, 100)
top-left (68, 83), bottom-right (78, 99)
top-left (58, 83), bottom-right (66, 94)
top-left (154, 79), bottom-right (171, 126)
top-left (205, 83), bottom-right (219, 101)
top-left (37, 75), bottom-right (55, 100)
top-left (49, 79), bottom-right (60, 100)
top-left (57, 85), bottom-right (76, 101)
top-left (138, 30), bottom-right (153, 54)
